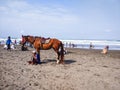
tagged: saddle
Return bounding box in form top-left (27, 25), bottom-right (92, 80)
top-left (41, 37), bottom-right (50, 44)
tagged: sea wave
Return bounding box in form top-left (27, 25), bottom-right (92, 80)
top-left (0, 38), bottom-right (120, 50)
top-left (61, 39), bottom-right (120, 50)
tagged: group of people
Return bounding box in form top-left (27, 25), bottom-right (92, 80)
top-left (4, 36), bottom-right (41, 65)
top-left (90, 42), bottom-right (109, 54)
top-left (64, 42), bottom-right (76, 48)
top-left (4, 36), bottom-right (109, 65)
top-left (29, 44), bottom-right (109, 65)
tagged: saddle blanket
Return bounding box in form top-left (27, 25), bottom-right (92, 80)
top-left (41, 38), bottom-right (50, 44)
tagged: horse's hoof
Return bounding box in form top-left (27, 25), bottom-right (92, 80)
top-left (58, 61), bottom-right (64, 64)
top-left (57, 60), bottom-right (59, 64)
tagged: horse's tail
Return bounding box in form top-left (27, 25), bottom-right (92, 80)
top-left (59, 42), bottom-right (64, 63)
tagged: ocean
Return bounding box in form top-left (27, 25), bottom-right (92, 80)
top-left (0, 38), bottom-right (120, 50)
top-left (61, 39), bottom-right (120, 50)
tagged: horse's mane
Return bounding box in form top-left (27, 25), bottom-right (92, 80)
top-left (22, 35), bottom-right (50, 39)
top-left (35, 36), bottom-right (41, 38)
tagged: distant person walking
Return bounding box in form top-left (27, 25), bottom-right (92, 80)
top-left (89, 42), bottom-right (94, 49)
top-left (6, 36), bottom-right (12, 50)
top-left (14, 39), bottom-right (17, 45)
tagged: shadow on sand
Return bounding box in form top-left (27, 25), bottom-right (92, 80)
top-left (64, 59), bottom-right (76, 64)
top-left (41, 59), bottom-right (56, 64)
top-left (41, 59), bottom-right (76, 64)
top-left (65, 51), bottom-right (74, 54)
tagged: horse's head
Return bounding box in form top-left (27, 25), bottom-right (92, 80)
top-left (21, 35), bottom-right (35, 45)
top-left (21, 35), bottom-right (28, 45)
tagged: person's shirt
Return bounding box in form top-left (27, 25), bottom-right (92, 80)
top-left (6, 39), bottom-right (12, 45)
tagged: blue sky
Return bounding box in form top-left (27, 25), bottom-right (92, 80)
top-left (0, 0), bottom-right (120, 40)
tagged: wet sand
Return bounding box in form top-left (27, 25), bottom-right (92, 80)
top-left (0, 45), bottom-right (120, 90)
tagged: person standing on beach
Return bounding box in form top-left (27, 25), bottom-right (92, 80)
top-left (14, 39), bottom-right (17, 45)
top-left (89, 42), bottom-right (94, 49)
top-left (6, 36), bottom-right (12, 50)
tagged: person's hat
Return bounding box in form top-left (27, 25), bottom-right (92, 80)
top-left (32, 51), bottom-right (36, 53)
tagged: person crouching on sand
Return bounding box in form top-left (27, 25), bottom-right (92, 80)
top-left (28, 51), bottom-right (41, 65)
top-left (101, 45), bottom-right (109, 54)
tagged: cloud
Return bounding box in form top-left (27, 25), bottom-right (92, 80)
top-left (0, 6), bottom-right (7, 11)
top-left (0, 0), bottom-right (79, 23)
top-left (0, 0), bottom-right (81, 38)
top-left (0, 0), bottom-right (80, 36)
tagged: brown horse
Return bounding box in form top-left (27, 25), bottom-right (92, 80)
top-left (21, 35), bottom-right (64, 64)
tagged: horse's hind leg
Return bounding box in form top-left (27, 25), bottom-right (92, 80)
top-left (57, 52), bottom-right (60, 64)
top-left (53, 48), bottom-right (60, 64)
top-left (57, 51), bottom-right (60, 59)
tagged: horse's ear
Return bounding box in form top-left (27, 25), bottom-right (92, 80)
top-left (22, 35), bottom-right (23, 37)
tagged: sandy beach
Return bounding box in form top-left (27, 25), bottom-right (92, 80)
top-left (0, 45), bottom-right (120, 90)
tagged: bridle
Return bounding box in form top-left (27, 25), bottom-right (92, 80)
top-left (22, 35), bottom-right (36, 45)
